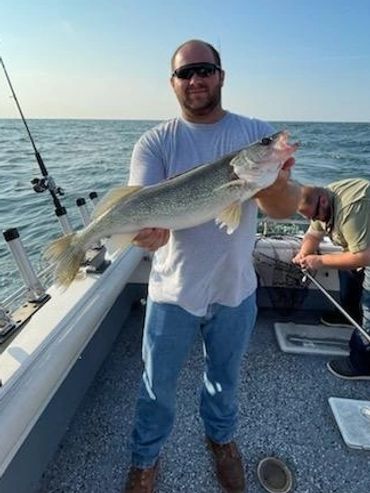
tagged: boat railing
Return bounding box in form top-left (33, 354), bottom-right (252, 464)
top-left (257, 215), bottom-right (309, 237)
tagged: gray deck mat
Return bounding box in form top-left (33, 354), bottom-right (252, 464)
top-left (37, 307), bottom-right (370, 493)
top-left (274, 322), bottom-right (352, 356)
top-left (329, 397), bottom-right (370, 451)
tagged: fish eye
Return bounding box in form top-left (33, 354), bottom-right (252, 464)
top-left (261, 137), bottom-right (273, 145)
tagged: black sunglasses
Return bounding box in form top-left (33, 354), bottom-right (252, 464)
top-left (172, 62), bottom-right (221, 80)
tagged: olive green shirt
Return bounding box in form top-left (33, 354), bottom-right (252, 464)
top-left (308, 178), bottom-right (370, 253)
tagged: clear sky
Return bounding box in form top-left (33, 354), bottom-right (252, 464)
top-left (0, 0), bottom-right (369, 122)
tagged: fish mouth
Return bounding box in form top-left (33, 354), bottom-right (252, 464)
top-left (275, 131), bottom-right (300, 154)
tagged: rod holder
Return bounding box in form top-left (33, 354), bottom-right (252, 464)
top-left (76, 198), bottom-right (90, 226)
top-left (89, 191), bottom-right (99, 207)
top-left (3, 228), bottom-right (46, 302)
top-left (55, 206), bottom-right (73, 235)
top-left (77, 196), bottom-right (103, 250)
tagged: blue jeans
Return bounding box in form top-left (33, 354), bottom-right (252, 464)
top-left (130, 293), bottom-right (257, 468)
top-left (349, 267), bottom-right (370, 372)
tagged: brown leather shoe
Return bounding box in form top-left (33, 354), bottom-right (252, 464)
top-left (207, 438), bottom-right (246, 493)
top-left (122, 462), bottom-right (159, 493)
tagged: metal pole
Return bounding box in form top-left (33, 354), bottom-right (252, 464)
top-left (3, 228), bottom-right (46, 302)
top-left (76, 198), bottom-right (90, 226)
top-left (55, 206), bottom-right (73, 234)
top-left (89, 191), bottom-right (99, 207)
top-left (301, 269), bottom-right (370, 344)
top-left (76, 197), bottom-right (103, 250)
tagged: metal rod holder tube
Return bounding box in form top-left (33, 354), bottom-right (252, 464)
top-left (76, 198), bottom-right (90, 226)
top-left (3, 228), bottom-right (46, 302)
top-left (89, 191), bottom-right (99, 207)
top-left (55, 206), bottom-right (73, 235)
top-left (80, 194), bottom-right (103, 249)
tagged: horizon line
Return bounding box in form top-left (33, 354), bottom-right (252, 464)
top-left (0, 117), bottom-right (369, 124)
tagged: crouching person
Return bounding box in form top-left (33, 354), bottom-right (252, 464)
top-left (293, 178), bottom-right (370, 380)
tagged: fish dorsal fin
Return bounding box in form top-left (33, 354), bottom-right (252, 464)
top-left (215, 202), bottom-right (242, 234)
top-left (92, 185), bottom-right (142, 219)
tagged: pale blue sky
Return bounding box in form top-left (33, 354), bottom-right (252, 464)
top-left (0, 0), bottom-right (369, 121)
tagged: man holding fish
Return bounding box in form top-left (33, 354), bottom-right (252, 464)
top-left (123, 39), bottom-right (301, 493)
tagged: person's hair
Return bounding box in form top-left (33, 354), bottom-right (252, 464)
top-left (299, 185), bottom-right (328, 210)
top-left (171, 39), bottom-right (221, 69)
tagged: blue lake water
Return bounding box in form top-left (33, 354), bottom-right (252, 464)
top-left (1, 119), bottom-right (369, 299)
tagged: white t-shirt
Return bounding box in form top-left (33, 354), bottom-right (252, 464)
top-left (129, 111), bottom-right (274, 316)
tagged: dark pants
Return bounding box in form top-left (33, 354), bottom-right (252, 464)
top-left (348, 268), bottom-right (370, 373)
top-left (338, 269), bottom-right (364, 322)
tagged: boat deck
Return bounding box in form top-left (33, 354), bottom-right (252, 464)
top-left (36, 303), bottom-right (370, 493)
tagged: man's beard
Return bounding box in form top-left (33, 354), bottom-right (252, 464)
top-left (182, 85), bottom-right (222, 116)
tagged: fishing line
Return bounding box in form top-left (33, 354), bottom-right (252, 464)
top-left (301, 268), bottom-right (370, 344)
top-left (0, 56), bottom-right (65, 210)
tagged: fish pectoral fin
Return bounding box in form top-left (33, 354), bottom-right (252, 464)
top-left (230, 150), bottom-right (255, 174)
top-left (214, 179), bottom-right (246, 193)
top-left (92, 185), bottom-right (142, 219)
top-left (215, 202), bottom-right (242, 234)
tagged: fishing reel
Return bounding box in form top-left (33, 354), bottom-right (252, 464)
top-left (31, 176), bottom-right (64, 195)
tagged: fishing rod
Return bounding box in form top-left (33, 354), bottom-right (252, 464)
top-left (301, 268), bottom-right (370, 344)
top-left (0, 56), bottom-right (64, 209)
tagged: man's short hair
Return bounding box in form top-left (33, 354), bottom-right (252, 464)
top-left (171, 40), bottom-right (221, 69)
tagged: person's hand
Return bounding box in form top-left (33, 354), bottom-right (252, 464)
top-left (254, 157), bottom-right (296, 198)
top-left (292, 251), bottom-right (305, 265)
top-left (132, 228), bottom-right (170, 251)
top-left (282, 157), bottom-right (295, 172)
top-left (274, 157), bottom-right (295, 189)
top-left (298, 254), bottom-right (323, 270)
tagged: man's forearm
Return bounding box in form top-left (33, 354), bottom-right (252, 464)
top-left (300, 234), bottom-right (321, 256)
top-left (255, 180), bottom-right (302, 219)
top-left (320, 250), bottom-right (370, 270)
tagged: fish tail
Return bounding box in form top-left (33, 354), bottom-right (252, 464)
top-left (44, 233), bottom-right (86, 287)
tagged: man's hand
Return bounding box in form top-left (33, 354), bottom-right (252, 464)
top-left (292, 251), bottom-right (306, 265)
top-left (296, 254), bottom-right (323, 270)
top-left (132, 228), bottom-right (170, 251)
top-left (295, 248), bottom-right (370, 271)
top-left (278, 156), bottom-right (295, 184)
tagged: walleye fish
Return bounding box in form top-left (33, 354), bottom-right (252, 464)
top-left (45, 130), bottom-right (298, 286)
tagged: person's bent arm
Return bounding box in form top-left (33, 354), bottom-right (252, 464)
top-left (299, 247), bottom-right (370, 271)
top-left (292, 232), bottom-right (322, 265)
top-left (129, 133), bottom-right (170, 251)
